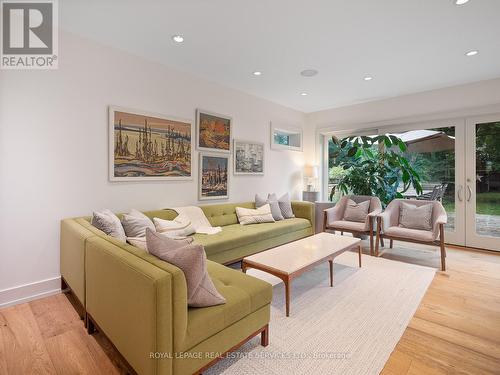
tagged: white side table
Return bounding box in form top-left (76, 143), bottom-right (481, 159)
top-left (302, 191), bottom-right (320, 203)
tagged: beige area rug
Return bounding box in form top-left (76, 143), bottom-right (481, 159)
top-left (207, 251), bottom-right (436, 375)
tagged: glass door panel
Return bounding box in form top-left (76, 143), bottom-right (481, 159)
top-left (466, 116), bottom-right (500, 251)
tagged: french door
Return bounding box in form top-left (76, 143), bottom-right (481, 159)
top-left (464, 115), bottom-right (500, 251)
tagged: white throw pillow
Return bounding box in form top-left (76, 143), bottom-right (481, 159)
top-left (236, 204), bottom-right (275, 225)
top-left (121, 209), bottom-right (155, 238)
top-left (127, 234), bottom-right (193, 252)
top-left (153, 217), bottom-right (196, 237)
top-left (91, 209), bottom-right (126, 242)
top-left (399, 202), bottom-right (433, 231)
top-left (343, 199), bottom-right (370, 223)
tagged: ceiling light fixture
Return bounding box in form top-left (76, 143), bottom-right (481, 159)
top-left (364, 76), bottom-right (373, 81)
top-left (252, 71), bottom-right (262, 76)
top-left (300, 69), bottom-right (318, 77)
top-left (171, 35), bottom-right (184, 43)
top-left (300, 92), bottom-right (308, 96)
top-left (455, 0), bottom-right (470, 5)
top-left (465, 50), bottom-right (478, 56)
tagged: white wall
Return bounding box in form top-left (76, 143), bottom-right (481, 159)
top-left (308, 78), bottom-right (500, 132)
top-left (0, 32), bottom-right (308, 304)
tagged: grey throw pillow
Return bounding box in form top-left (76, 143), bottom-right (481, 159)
top-left (278, 193), bottom-right (295, 219)
top-left (399, 202), bottom-right (433, 231)
top-left (255, 193), bottom-right (284, 221)
top-left (91, 209), bottom-right (126, 242)
top-left (121, 209), bottom-right (155, 238)
top-left (145, 229), bottom-right (226, 308)
top-left (343, 199), bottom-right (370, 223)
top-left (127, 234), bottom-right (193, 251)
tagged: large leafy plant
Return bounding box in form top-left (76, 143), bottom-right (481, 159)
top-left (329, 134), bottom-right (422, 205)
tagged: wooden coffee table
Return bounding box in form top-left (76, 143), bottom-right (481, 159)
top-left (242, 232), bottom-right (362, 317)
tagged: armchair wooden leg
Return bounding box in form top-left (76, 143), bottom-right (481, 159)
top-left (375, 217), bottom-right (381, 257)
top-left (389, 239), bottom-right (393, 249)
top-left (380, 237), bottom-right (385, 248)
top-left (439, 224), bottom-right (446, 271)
top-left (323, 212), bottom-right (327, 233)
top-left (369, 217), bottom-right (374, 256)
top-left (341, 231), bottom-right (344, 235)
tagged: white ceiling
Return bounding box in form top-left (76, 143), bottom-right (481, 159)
top-left (60, 0), bottom-right (500, 113)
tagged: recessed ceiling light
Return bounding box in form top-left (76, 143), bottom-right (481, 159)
top-left (300, 69), bottom-right (318, 77)
top-left (364, 76), bottom-right (373, 81)
top-left (465, 50), bottom-right (478, 56)
top-left (300, 92), bottom-right (308, 96)
top-left (252, 71), bottom-right (262, 76)
top-left (171, 35), bottom-right (184, 43)
top-left (455, 0), bottom-right (470, 5)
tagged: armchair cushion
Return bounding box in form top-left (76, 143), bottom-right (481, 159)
top-left (384, 226), bottom-right (435, 242)
top-left (344, 199), bottom-right (370, 223)
top-left (329, 220), bottom-right (367, 232)
top-left (399, 202), bottom-right (433, 231)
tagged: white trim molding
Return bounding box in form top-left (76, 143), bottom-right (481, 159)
top-left (0, 276), bottom-right (62, 308)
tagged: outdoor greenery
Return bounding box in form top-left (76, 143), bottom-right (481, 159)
top-left (329, 134), bottom-right (422, 205)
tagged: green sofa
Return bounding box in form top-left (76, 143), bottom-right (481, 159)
top-left (60, 201), bottom-right (314, 374)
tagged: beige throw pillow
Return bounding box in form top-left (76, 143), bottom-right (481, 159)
top-left (236, 204), bottom-right (275, 225)
top-left (145, 229), bottom-right (226, 307)
top-left (121, 209), bottom-right (155, 238)
top-left (127, 234), bottom-right (193, 251)
top-left (399, 202), bottom-right (433, 231)
top-left (91, 209), bottom-right (126, 242)
top-left (344, 199), bottom-right (370, 223)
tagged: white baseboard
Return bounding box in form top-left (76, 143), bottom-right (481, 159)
top-left (0, 276), bottom-right (62, 308)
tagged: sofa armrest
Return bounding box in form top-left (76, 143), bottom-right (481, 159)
top-left (86, 236), bottom-right (187, 375)
top-left (292, 201), bottom-right (315, 230)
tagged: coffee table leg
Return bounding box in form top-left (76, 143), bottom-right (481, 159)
top-left (358, 245), bottom-right (362, 267)
top-left (328, 259), bottom-right (334, 287)
top-left (284, 277), bottom-right (291, 317)
top-left (241, 261), bottom-right (247, 273)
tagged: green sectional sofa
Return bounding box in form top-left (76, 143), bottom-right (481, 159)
top-left (60, 201), bottom-right (314, 375)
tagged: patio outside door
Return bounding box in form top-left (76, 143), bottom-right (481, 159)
top-left (465, 115), bottom-right (500, 251)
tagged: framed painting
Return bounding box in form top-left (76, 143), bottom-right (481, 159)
top-left (233, 140), bottom-right (264, 175)
top-left (199, 153), bottom-right (230, 200)
top-left (196, 109), bottom-right (232, 153)
top-left (109, 106), bottom-right (193, 181)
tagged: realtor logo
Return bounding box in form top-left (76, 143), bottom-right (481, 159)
top-left (1, 0), bottom-right (58, 69)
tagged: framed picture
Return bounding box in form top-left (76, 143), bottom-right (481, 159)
top-left (109, 106), bottom-right (193, 181)
top-left (233, 140), bottom-right (264, 175)
top-left (196, 109), bottom-right (232, 153)
top-left (199, 153), bottom-right (230, 200)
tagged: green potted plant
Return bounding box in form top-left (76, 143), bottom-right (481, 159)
top-left (329, 134), bottom-right (422, 205)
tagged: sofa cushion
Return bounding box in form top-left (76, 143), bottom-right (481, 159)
top-left (192, 218), bottom-right (311, 256)
top-left (201, 202), bottom-right (254, 227)
top-left (183, 261), bottom-right (272, 351)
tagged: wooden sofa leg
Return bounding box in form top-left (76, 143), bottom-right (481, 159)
top-left (61, 277), bottom-right (68, 291)
top-left (261, 325), bottom-right (269, 347)
top-left (87, 315), bottom-right (96, 335)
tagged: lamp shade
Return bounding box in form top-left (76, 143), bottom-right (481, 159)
top-left (303, 165), bottom-right (318, 178)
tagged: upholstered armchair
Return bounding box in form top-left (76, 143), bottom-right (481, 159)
top-left (375, 199), bottom-right (448, 271)
top-left (323, 196), bottom-right (383, 255)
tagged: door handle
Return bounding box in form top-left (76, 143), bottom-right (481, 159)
top-left (457, 185), bottom-right (463, 202)
top-left (466, 185), bottom-right (472, 202)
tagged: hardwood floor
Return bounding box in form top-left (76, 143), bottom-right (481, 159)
top-left (0, 244), bottom-right (499, 374)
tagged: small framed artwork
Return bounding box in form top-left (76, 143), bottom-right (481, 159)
top-left (196, 109), bottom-right (232, 153)
top-left (233, 140), bottom-right (264, 175)
top-left (270, 121), bottom-right (303, 152)
top-left (199, 153), bottom-right (230, 200)
top-left (109, 106), bottom-right (193, 181)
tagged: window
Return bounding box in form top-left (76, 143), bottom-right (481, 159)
top-left (270, 123), bottom-right (302, 151)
